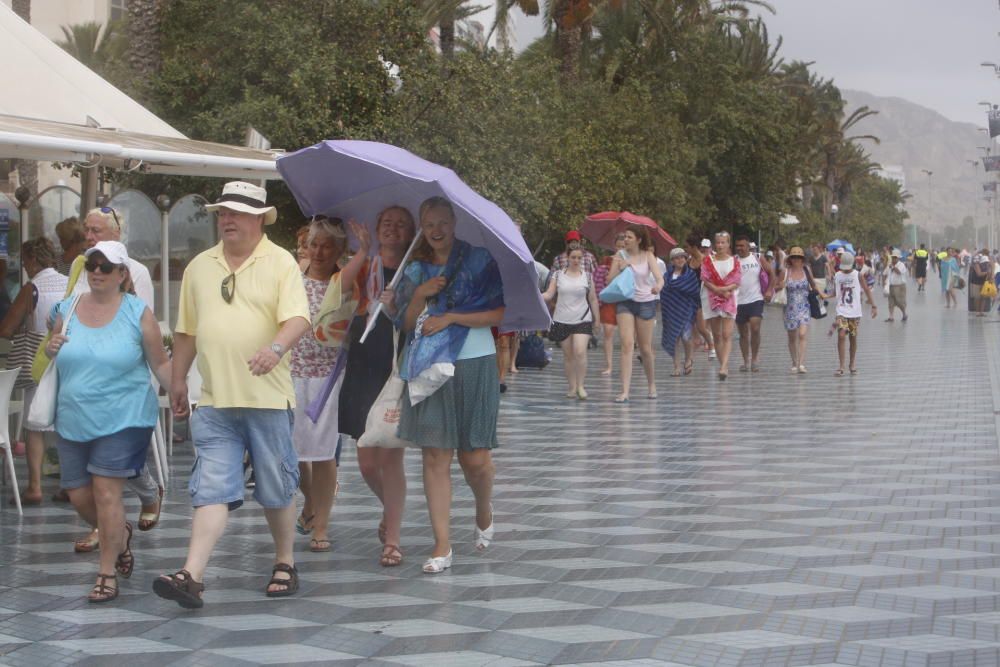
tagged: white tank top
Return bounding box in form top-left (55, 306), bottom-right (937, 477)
top-left (629, 254), bottom-right (656, 303)
top-left (552, 270), bottom-right (593, 324)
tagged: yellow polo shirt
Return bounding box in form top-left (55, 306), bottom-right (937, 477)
top-left (175, 236), bottom-right (309, 409)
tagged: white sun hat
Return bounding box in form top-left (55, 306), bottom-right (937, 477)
top-left (205, 181), bottom-right (278, 225)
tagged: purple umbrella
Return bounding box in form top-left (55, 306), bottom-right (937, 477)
top-left (277, 140), bottom-right (551, 333)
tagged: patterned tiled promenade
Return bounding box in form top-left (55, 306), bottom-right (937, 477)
top-left (2, 285), bottom-right (1000, 665)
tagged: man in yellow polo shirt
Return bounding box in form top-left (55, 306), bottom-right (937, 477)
top-left (153, 182), bottom-right (311, 609)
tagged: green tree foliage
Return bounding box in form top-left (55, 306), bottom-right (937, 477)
top-left (51, 0), bottom-right (905, 258)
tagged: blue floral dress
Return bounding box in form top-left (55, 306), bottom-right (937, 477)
top-left (783, 276), bottom-right (811, 331)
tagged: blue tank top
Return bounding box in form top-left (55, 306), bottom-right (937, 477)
top-left (53, 294), bottom-right (158, 442)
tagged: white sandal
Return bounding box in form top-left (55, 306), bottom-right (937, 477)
top-left (475, 504), bottom-right (495, 551)
top-left (422, 550), bottom-right (453, 574)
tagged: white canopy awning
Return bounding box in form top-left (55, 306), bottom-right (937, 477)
top-left (0, 114), bottom-right (282, 179)
top-left (0, 3), bottom-right (183, 137)
top-left (0, 4), bottom-right (280, 179)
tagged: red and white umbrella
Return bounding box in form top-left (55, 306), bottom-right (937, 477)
top-left (581, 211), bottom-right (677, 257)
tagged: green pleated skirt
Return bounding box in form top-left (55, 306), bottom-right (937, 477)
top-left (398, 355), bottom-right (499, 451)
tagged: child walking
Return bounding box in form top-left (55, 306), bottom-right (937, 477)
top-left (825, 252), bottom-right (877, 376)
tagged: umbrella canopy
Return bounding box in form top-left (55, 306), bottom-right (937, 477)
top-left (580, 211), bottom-right (676, 257)
top-left (276, 140), bottom-right (551, 333)
top-left (826, 239), bottom-right (855, 254)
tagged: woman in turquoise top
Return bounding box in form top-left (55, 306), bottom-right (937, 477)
top-left (940, 249), bottom-right (959, 309)
top-left (391, 197), bottom-right (504, 575)
top-left (46, 241), bottom-right (171, 604)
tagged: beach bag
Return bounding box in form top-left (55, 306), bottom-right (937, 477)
top-left (771, 288), bottom-right (787, 305)
top-left (883, 278), bottom-right (891, 297)
top-left (599, 266), bottom-right (635, 303)
top-left (516, 332), bottom-right (549, 369)
top-left (27, 295), bottom-right (80, 430)
top-left (982, 279), bottom-right (997, 298)
top-left (807, 291), bottom-right (827, 319)
top-left (357, 332), bottom-right (412, 449)
top-left (956, 276), bottom-right (966, 290)
top-left (7, 284), bottom-right (42, 389)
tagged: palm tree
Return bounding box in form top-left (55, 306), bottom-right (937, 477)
top-left (487, 0), bottom-right (540, 51)
top-left (11, 0), bottom-right (30, 23)
top-left (419, 0), bottom-right (489, 57)
top-left (57, 22), bottom-right (116, 72)
top-left (126, 0), bottom-right (168, 97)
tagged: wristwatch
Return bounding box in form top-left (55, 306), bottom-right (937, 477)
top-left (270, 342), bottom-right (284, 357)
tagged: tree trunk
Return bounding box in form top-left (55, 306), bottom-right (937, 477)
top-left (11, 0), bottom-right (30, 22)
top-left (553, 0), bottom-right (581, 82)
top-left (439, 9), bottom-right (455, 58)
top-left (126, 0), bottom-right (167, 98)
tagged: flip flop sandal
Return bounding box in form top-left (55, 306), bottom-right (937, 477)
top-left (295, 513), bottom-right (314, 536)
top-left (684, 361), bottom-right (694, 375)
top-left (115, 523), bottom-right (134, 579)
top-left (88, 573), bottom-right (118, 604)
top-left (834, 369), bottom-right (845, 377)
top-left (153, 569), bottom-right (205, 609)
top-left (265, 563), bottom-right (299, 598)
top-left (138, 486), bottom-right (164, 531)
top-left (74, 530), bottom-right (100, 553)
top-left (380, 544), bottom-right (403, 567)
top-left (309, 538), bottom-right (331, 553)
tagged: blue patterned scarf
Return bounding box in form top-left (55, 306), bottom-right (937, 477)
top-left (394, 240), bottom-right (504, 386)
top-left (660, 265), bottom-right (700, 357)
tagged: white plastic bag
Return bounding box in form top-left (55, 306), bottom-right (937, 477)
top-left (27, 295), bottom-right (80, 430)
top-left (407, 362), bottom-right (455, 405)
top-left (358, 332), bottom-right (414, 449)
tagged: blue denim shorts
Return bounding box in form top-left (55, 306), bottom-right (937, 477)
top-left (616, 299), bottom-right (657, 320)
top-left (56, 427), bottom-right (153, 489)
top-left (189, 406), bottom-right (299, 511)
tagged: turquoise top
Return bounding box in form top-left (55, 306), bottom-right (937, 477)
top-left (52, 294), bottom-right (158, 442)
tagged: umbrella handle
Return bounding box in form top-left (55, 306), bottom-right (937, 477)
top-left (359, 231), bottom-right (422, 344)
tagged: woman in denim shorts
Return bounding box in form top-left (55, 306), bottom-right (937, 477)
top-left (607, 225), bottom-right (663, 402)
top-left (45, 241), bottom-right (170, 603)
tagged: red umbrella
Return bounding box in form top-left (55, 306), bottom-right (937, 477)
top-left (581, 211), bottom-right (677, 257)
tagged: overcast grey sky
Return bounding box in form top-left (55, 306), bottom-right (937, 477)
top-left (483, 0), bottom-right (1000, 126)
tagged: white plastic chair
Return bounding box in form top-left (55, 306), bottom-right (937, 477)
top-left (0, 369), bottom-right (25, 515)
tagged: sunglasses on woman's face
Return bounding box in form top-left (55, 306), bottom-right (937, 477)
top-left (84, 260), bottom-right (118, 274)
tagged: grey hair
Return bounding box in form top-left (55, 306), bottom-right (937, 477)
top-left (85, 206), bottom-right (127, 242)
top-left (308, 216), bottom-right (347, 248)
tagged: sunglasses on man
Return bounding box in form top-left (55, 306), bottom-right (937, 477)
top-left (99, 206), bottom-right (122, 231)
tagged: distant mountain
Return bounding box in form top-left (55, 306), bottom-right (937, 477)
top-left (842, 89), bottom-right (989, 239)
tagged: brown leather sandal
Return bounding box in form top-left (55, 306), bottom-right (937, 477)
top-left (265, 563), bottom-right (299, 598)
top-left (88, 573), bottom-right (118, 604)
top-left (115, 523), bottom-right (134, 579)
top-left (152, 569), bottom-right (205, 609)
top-left (380, 544), bottom-right (403, 567)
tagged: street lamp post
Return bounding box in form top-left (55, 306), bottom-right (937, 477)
top-left (969, 159), bottom-right (981, 251)
top-left (922, 169), bottom-right (933, 247)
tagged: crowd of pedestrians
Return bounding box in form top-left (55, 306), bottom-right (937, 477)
top-left (7, 180), bottom-right (998, 608)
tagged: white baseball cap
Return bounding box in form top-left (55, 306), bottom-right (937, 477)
top-left (700, 238), bottom-right (711, 248)
top-left (84, 240), bottom-right (129, 265)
